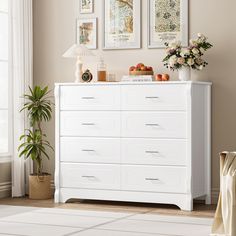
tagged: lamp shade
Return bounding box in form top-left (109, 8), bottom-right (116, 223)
top-left (62, 44), bottom-right (94, 58)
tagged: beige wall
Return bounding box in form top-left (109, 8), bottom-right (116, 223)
top-left (0, 163), bottom-right (11, 198)
top-left (33, 0), bottom-right (236, 196)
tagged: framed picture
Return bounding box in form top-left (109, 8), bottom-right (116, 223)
top-left (77, 18), bottom-right (97, 49)
top-left (103, 0), bottom-right (141, 50)
top-left (148, 0), bottom-right (188, 48)
top-left (80, 0), bottom-right (94, 14)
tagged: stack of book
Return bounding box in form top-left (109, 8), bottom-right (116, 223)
top-left (121, 75), bottom-right (154, 82)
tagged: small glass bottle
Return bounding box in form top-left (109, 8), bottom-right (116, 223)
top-left (97, 57), bottom-right (107, 82)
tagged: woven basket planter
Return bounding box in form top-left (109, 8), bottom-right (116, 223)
top-left (29, 174), bottom-right (52, 200)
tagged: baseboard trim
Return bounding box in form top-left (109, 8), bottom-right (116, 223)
top-left (0, 182), bottom-right (12, 199)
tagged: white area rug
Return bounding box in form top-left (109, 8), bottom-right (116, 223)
top-left (0, 205), bottom-right (213, 236)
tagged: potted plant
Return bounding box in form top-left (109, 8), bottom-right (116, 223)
top-left (18, 86), bottom-right (54, 199)
top-left (163, 33), bottom-right (213, 81)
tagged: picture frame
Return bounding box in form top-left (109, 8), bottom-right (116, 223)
top-left (80, 0), bottom-right (94, 14)
top-left (76, 18), bottom-right (97, 49)
top-left (148, 0), bottom-right (188, 48)
top-left (103, 0), bottom-right (141, 50)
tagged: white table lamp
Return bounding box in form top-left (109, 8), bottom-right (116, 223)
top-left (62, 44), bottom-right (94, 83)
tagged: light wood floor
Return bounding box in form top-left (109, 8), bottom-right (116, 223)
top-left (0, 197), bottom-right (216, 218)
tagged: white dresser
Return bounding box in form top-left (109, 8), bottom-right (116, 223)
top-left (54, 81), bottom-right (212, 211)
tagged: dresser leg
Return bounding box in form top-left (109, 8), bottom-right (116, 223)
top-left (181, 203), bottom-right (193, 211)
top-left (178, 196), bottom-right (193, 211)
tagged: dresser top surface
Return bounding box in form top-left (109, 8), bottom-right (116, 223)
top-left (55, 81), bottom-right (212, 86)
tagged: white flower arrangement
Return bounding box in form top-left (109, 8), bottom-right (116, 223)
top-left (163, 33), bottom-right (213, 71)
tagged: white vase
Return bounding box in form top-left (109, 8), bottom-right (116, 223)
top-left (178, 67), bottom-right (191, 81)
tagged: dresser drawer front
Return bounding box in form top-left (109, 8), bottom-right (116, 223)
top-left (60, 111), bottom-right (120, 137)
top-left (60, 163), bottom-right (120, 190)
top-left (121, 139), bottom-right (187, 166)
top-left (60, 85), bottom-right (120, 110)
top-left (121, 166), bottom-right (187, 193)
top-left (121, 112), bottom-right (187, 138)
top-left (121, 85), bottom-right (187, 111)
top-left (61, 137), bottom-right (120, 163)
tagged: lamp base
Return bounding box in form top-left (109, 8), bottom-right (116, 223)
top-left (74, 57), bottom-right (83, 83)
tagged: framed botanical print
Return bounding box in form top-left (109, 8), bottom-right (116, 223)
top-left (77, 18), bottom-right (97, 49)
top-left (148, 0), bottom-right (188, 48)
top-left (80, 0), bottom-right (94, 14)
top-left (103, 0), bottom-right (141, 50)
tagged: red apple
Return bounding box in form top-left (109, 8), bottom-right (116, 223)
top-left (162, 74), bottom-right (170, 81)
top-left (141, 66), bottom-right (147, 71)
top-left (136, 63), bottom-right (144, 68)
top-left (129, 66), bottom-right (135, 71)
top-left (155, 74), bottom-right (163, 81)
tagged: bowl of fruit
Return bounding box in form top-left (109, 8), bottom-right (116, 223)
top-left (129, 63), bottom-right (154, 76)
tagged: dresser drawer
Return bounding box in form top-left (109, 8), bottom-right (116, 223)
top-left (60, 111), bottom-right (120, 137)
top-left (121, 85), bottom-right (187, 111)
top-left (60, 163), bottom-right (120, 190)
top-left (60, 85), bottom-right (120, 110)
top-left (121, 112), bottom-right (187, 138)
top-left (121, 139), bottom-right (187, 166)
top-left (121, 166), bottom-right (187, 193)
top-left (61, 137), bottom-right (120, 163)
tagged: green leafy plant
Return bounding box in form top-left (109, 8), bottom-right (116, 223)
top-left (18, 86), bottom-right (54, 176)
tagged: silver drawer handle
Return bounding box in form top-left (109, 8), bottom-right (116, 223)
top-left (145, 96), bottom-right (159, 99)
top-left (82, 149), bottom-right (95, 152)
top-left (82, 175), bottom-right (96, 178)
top-left (145, 124), bottom-right (159, 127)
top-left (81, 97), bottom-right (95, 100)
top-left (82, 123), bottom-right (95, 126)
top-left (145, 151), bottom-right (159, 154)
top-left (145, 178), bottom-right (160, 181)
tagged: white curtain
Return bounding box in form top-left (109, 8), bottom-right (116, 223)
top-left (9, 0), bottom-right (33, 197)
top-left (212, 152), bottom-right (236, 236)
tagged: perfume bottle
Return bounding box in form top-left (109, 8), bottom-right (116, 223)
top-left (97, 57), bottom-right (107, 82)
